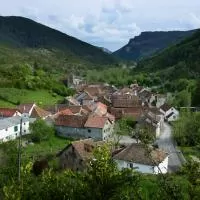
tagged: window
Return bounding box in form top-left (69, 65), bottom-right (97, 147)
top-left (88, 129), bottom-right (91, 133)
top-left (24, 123), bottom-right (26, 125)
top-left (5, 128), bottom-right (8, 131)
top-left (14, 126), bottom-right (18, 132)
top-left (24, 130), bottom-right (26, 133)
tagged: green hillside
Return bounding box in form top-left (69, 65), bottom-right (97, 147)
top-left (134, 29), bottom-right (200, 107)
top-left (0, 16), bottom-right (116, 66)
top-left (0, 16), bottom-right (119, 107)
top-left (138, 29), bottom-right (200, 78)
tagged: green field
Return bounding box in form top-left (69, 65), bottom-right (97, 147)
top-left (0, 88), bottom-right (64, 108)
top-left (22, 135), bottom-right (70, 158)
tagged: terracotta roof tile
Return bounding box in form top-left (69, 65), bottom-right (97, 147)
top-left (57, 109), bottom-right (74, 116)
top-left (111, 94), bottom-right (141, 108)
top-left (55, 115), bottom-right (87, 128)
top-left (84, 116), bottom-right (109, 128)
top-left (0, 108), bottom-right (20, 117)
top-left (30, 106), bottom-right (51, 119)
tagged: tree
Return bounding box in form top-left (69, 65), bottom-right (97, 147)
top-left (192, 79), bottom-right (200, 106)
top-left (83, 144), bottom-right (142, 200)
top-left (113, 117), bottom-right (136, 146)
top-left (30, 120), bottom-right (55, 143)
top-left (174, 90), bottom-right (191, 107)
top-left (173, 112), bottom-right (200, 146)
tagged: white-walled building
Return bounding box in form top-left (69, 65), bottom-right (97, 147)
top-left (0, 116), bottom-right (30, 142)
top-left (160, 104), bottom-right (179, 121)
top-left (113, 143), bottom-right (168, 174)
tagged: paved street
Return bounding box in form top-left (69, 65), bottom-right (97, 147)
top-left (156, 122), bottom-right (184, 172)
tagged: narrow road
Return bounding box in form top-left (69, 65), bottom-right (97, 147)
top-left (156, 122), bottom-right (184, 172)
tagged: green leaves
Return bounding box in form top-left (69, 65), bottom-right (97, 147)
top-left (173, 112), bottom-right (200, 146)
top-left (30, 120), bottom-right (55, 143)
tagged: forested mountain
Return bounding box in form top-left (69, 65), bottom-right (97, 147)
top-left (138, 29), bottom-right (200, 77)
top-left (113, 30), bottom-right (195, 61)
top-left (0, 16), bottom-right (119, 94)
top-left (134, 29), bottom-right (200, 107)
top-left (0, 16), bottom-right (116, 67)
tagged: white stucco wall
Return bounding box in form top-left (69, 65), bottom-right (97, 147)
top-left (167, 112), bottom-right (179, 121)
top-left (0, 121), bottom-right (30, 143)
top-left (115, 157), bottom-right (168, 174)
top-left (153, 156), bottom-right (168, 174)
top-left (115, 159), bottom-right (154, 174)
top-left (160, 107), bottom-right (179, 121)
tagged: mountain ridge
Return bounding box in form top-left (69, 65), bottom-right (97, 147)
top-left (0, 16), bottom-right (116, 65)
top-left (113, 30), bottom-right (196, 61)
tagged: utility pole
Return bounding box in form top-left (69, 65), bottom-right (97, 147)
top-left (18, 117), bottom-right (23, 182)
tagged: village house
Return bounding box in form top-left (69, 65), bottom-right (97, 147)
top-left (113, 143), bottom-right (168, 174)
top-left (143, 112), bottom-right (162, 137)
top-left (55, 114), bottom-right (114, 141)
top-left (138, 89), bottom-right (156, 107)
top-left (57, 139), bottom-right (103, 171)
top-left (160, 104), bottom-right (179, 121)
top-left (0, 108), bottom-right (21, 119)
top-left (0, 116), bottom-right (30, 142)
top-left (17, 103), bottom-right (51, 119)
top-left (109, 106), bottom-right (144, 121)
top-left (111, 93), bottom-right (141, 108)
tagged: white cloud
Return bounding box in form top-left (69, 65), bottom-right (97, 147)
top-left (0, 0), bottom-right (200, 50)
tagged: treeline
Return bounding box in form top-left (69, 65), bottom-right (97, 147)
top-left (0, 63), bottom-right (74, 97)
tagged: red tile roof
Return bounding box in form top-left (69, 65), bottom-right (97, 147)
top-left (56, 109), bottom-right (73, 116)
top-left (94, 102), bottom-right (107, 115)
top-left (84, 116), bottom-right (109, 129)
top-left (109, 107), bottom-right (143, 120)
top-left (55, 115), bottom-right (87, 128)
top-left (0, 108), bottom-right (20, 117)
top-left (30, 106), bottom-right (51, 119)
top-left (111, 94), bottom-right (141, 108)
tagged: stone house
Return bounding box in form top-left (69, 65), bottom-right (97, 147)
top-left (57, 139), bottom-right (103, 171)
top-left (55, 114), bottom-right (114, 141)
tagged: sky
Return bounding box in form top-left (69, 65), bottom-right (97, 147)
top-left (0, 0), bottom-right (200, 51)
